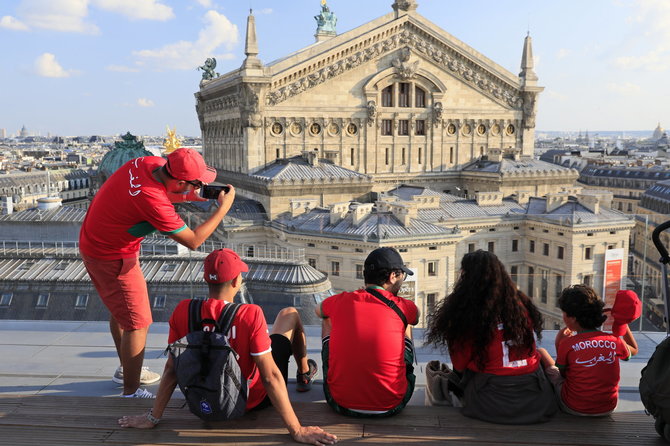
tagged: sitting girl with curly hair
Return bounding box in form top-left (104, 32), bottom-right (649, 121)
top-left (425, 250), bottom-right (557, 424)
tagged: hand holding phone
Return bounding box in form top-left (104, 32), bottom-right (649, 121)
top-left (201, 184), bottom-right (231, 199)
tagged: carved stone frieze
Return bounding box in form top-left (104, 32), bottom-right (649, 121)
top-left (239, 84), bottom-right (262, 128)
top-left (433, 102), bottom-right (443, 127)
top-left (265, 22), bottom-right (521, 109)
top-left (204, 95), bottom-right (238, 113)
top-left (367, 100), bottom-right (377, 126)
top-left (521, 91), bottom-right (537, 129)
top-left (392, 47), bottom-right (419, 80)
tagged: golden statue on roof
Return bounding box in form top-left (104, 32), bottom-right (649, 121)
top-left (163, 126), bottom-right (181, 154)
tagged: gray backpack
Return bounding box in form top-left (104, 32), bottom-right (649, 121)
top-left (168, 300), bottom-right (247, 421)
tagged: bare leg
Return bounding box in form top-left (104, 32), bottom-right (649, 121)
top-left (120, 326), bottom-right (149, 395)
top-left (110, 316), bottom-right (123, 360)
top-left (270, 307), bottom-right (309, 374)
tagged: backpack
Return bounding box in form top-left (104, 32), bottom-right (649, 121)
top-left (639, 336), bottom-right (670, 433)
top-left (168, 299), bottom-right (247, 421)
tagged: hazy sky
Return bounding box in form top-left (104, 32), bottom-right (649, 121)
top-left (1, 0), bottom-right (668, 137)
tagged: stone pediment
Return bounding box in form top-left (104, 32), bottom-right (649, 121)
top-left (265, 18), bottom-right (523, 110)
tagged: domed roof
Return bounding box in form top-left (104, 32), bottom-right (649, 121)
top-left (653, 122), bottom-right (665, 141)
top-left (98, 132), bottom-right (153, 181)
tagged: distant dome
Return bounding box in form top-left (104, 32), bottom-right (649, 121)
top-left (97, 132), bottom-right (153, 183)
top-left (653, 122), bottom-right (665, 141)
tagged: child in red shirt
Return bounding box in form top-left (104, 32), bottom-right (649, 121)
top-left (539, 285), bottom-right (639, 416)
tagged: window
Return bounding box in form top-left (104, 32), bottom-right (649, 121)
top-left (246, 246), bottom-right (255, 257)
top-left (428, 261), bottom-right (437, 276)
top-left (510, 265), bottom-right (518, 284)
top-left (527, 267), bottom-right (534, 297)
top-left (399, 82), bottom-right (410, 107)
top-left (416, 120), bottom-right (426, 136)
top-left (355, 248), bottom-right (364, 253)
top-left (153, 295), bottom-right (166, 308)
top-left (449, 147), bottom-right (454, 164)
top-left (543, 243), bottom-right (549, 256)
top-left (307, 243), bottom-right (315, 247)
top-left (415, 87), bottom-right (426, 107)
top-left (468, 243), bottom-right (475, 253)
top-left (356, 264), bottom-right (364, 280)
top-left (398, 120), bottom-right (409, 136)
top-left (385, 147), bottom-right (390, 165)
top-left (429, 246), bottom-right (437, 250)
top-left (584, 274), bottom-right (592, 287)
top-left (512, 239), bottom-right (519, 252)
top-left (382, 85), bottom-right (394, 107)
top-left (585, 246), bottom-right (593, 260)
top-left (555, 274), bottom-right (563, 306)
top-left (75, 294), bottom-right (89, 308)
top-left (0, 293), bottom-right (12, 306)
top-left (36, 293), bottom-right (50, 308)
top-left (401, 147), bottom-right (406, 164)
top-left (426, 293), bottom-right (437, 314)
top-left (541, 270), bottom-right (548, 303)
top-left (162, 263), bottom-right (176, 272)
top-left (350, 148), bottom-right (355, 165)
top-left (399, 248), bottom-right (408, 252)
top-left (276, 148), bottom-right (280, 159)
top-left (381, 120), bottom-right (393, 136)
top-left (418, 147), bottom-right (422, 164)
top-left (488, 241), bottom-right (495, 253)
top-left (330, 245), bottom-right (339, 250)
top-left (331, 261), bottom-right (340, 276)
top-left (529, 240), bottom-right (535, 253)
top-left (557, 246), bottom-right (564, 259)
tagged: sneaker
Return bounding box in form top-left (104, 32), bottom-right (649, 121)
top-left (296, 359), bottom-right (318, 392)
top-left (121, 388), bottom-right (155, 398)
top-left (112, 366), bottom-right (161, 385)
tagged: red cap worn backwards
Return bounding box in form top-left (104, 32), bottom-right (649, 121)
top-left (165, 148), bottom-right (217, 183)
top-left (204, 249), bottom-right (249, 284)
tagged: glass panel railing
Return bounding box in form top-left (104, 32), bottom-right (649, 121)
top-left (1, 205), bottom-right (669, 333)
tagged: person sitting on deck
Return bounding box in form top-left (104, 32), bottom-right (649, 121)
top-left (118, 248), bottom-right (337, 445)
top-left (425, 250), bottom-right (557, 424)
top-left (538, 285), bottom-right (639, 416)
top-left (315, 247), bottom-right (419, 417)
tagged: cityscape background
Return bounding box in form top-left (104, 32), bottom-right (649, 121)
top-left (1, 0), bottom-right (669, 137)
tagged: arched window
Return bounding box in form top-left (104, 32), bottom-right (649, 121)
top-left (415, 87), bottom-right (426, 108)
top-left (382, 85), bottom-right (394, 107)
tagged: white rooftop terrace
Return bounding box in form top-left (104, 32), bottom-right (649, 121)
top-left (0, 320), bottom-right (663, 413)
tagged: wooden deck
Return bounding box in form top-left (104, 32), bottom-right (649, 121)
top-left (0, 395), bottom-right (664, 445)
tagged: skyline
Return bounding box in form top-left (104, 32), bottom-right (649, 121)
top-left (1, 0), bottom-right (668, 137)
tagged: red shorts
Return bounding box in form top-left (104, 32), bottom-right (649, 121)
top-left (81, 253), bottom-right (152, 330)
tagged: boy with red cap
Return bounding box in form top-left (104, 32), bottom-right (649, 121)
top-left (119, 249), bottom-right (336, 446)
top-left (80, 148), bottom-right (235, 398)
top-left (539, 285), bottom-right (639, 416)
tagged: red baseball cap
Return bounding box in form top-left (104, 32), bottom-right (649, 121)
top-left (165, 148), bottom-right (216, 183)
top-left (204, 249), bottom-right (249, 284)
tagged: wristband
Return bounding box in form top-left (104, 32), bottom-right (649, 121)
top-left (146, 409), bottom-right (160, 425)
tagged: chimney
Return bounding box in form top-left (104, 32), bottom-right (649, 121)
top-left (475, 191), bottom-right (503, 206)
top-left (389, 202), bottom-right (417, 227)
top-left (488, 148), bottom-right (502, 162)
top-left (1, 196), bottom-right (12, 215)
top-left (545, 193), bottom-right (569, 213)
top-left (290, 199), bottom-right (317, 217)
top-left (329, 202), bottom-right (349, 225)
top-left (302, 149), bottom-right (319, 166)
top-left (578, 193), bottom-right (600, 214)
top-left (515, 190), bottom-right (531, 205)
top-left (36, 196), bottom-right (62, 211)
top-left (352, 203), bottom-right (374, 226)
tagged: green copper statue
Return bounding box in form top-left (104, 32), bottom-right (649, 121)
top-left (315, 0), bottom-right (337, 35)
top-left (197, 58), bottom-right (219, 81)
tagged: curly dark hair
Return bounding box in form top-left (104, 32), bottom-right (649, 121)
top-left (558, 285), bottom-right (606, 330)
top-left (425, 250), bottom-right (543, 370)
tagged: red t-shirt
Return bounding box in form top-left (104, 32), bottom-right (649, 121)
top-left (321, 288), bottom-right (418, 411)
top-left (557, 331), bottom-right (631, 414)
top-left (168, 299), bottom-right (271, 411)
top-left (449, 323), bottom-right (541, 376)
top-left (79, 156), bottom-right (187, 260)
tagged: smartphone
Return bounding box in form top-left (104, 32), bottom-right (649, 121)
top-left (201, 184), bottom-right (230, 199)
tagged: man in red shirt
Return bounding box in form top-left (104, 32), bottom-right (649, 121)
top-left (315, 247), bottom-right (419, 416)
top-left (80, 148), bottom-right (235, 398)
top-left (118, 249), bottom-right (337, 446)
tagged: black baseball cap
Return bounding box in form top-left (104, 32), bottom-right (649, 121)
top-left (364, 247), bottom-right (413, 275)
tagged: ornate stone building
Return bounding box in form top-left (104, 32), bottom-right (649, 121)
top-left (196, 0), bottom-right (576, 202)
top-left (191, 1), bottom-right (626, 327)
